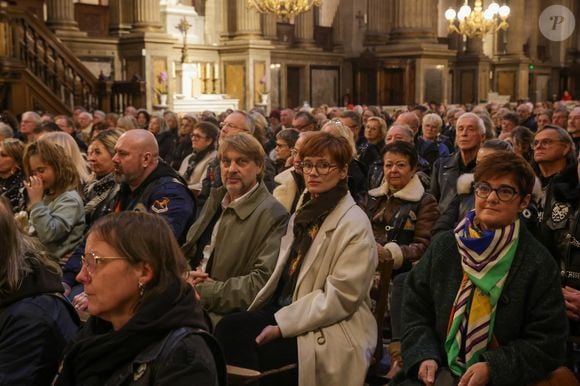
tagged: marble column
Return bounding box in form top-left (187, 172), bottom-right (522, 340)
top-left (365, 0), bottom-right (389, 45)
top-left (234, 0), bottom-right (262, 38)
top-left (505, 0), bottom-right (524, 55)
top-left (527, 0), bottom-right (539, 60)
top-left (46, 0), bottom-right (82, 33)
top-left (390, 0), bottom-right (437, 43)
top-left (263, 14), bottom-right (278, 40)
top-left (295, 9), bottom-right (316, 48)
top-left (332, 4), bottom-right (344, 50)
top-left (131, 0), bottom-right (163, 32)
top-left (108, 0), bottom-right (132, 36)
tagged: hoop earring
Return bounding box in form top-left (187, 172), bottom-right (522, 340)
top-left (138, 282), bottom-right (145, 297)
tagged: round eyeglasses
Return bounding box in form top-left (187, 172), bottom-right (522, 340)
top-left (474, 182), bottom-right (519, 202)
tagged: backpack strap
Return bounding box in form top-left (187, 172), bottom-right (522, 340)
top-left (160, 327), bottom-right (227, 386)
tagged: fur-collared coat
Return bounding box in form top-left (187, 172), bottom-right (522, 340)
top-left (366, 174), bottom-right (439, 270)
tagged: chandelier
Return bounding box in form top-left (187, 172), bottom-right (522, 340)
top-left (247, 0), bottom-right (322, 20)
top-left (445, 0), bottom-right (510, 38)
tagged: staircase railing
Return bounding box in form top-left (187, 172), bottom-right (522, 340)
top-left (0, 5), bottom-right (146, 114)
top-left (1, 6), bottom-right (98, 112)
top-left (97, 80), bottom-right (147, 114)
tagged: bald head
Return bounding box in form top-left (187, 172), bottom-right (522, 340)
top-left (113, 129), bottom-right (159, 190)
top-left (120, 128), bottom-right (159, 156)
top-left (395, 112), bottom-right (420, 134)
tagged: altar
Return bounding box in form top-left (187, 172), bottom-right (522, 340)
top-left (171, 94), bottom-right (239, 113)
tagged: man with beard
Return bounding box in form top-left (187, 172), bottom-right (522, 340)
top-left (109, 129), bottom-right (195, 243)
top-left (183, 133), bottom-right (288, 326)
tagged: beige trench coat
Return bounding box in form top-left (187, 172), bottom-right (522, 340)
top-left (250, 193), bottom-right (378, 386)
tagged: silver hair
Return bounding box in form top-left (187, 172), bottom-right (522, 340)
top-left (0, 122), bottom-right (14, 139)
top-left (457, 112), bottom-right (486, 135)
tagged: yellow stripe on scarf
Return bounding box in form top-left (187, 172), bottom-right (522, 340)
top-left (469, 287), bottom-right (492, 324)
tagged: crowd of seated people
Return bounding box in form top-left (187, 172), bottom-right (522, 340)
top-left (0, 97), bottom-right (579, 385)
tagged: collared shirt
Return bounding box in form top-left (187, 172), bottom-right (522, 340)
top-left (200, 182), bottom-right (260, 272)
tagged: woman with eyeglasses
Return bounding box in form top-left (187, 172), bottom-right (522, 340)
top-left (178, 122), bottom-right (219, 195)
top-left (170, 114), bottom-right (196, 169)
top-left (365, 141), bottom-right (439, 379)
top-left (392, 152), bottom-right (567, 386)
top-left (215, 132), bottom-right (377, 386)
top-left (55, 211), bottom-right (224, 386)
top-left (273, 128), bottom-right (299, 175)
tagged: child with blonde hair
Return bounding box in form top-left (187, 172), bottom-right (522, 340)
top-left (23, 140), bottom-right (85, 262)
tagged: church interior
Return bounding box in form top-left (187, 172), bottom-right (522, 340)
top-left (0, 0), bottom-right (579, 115)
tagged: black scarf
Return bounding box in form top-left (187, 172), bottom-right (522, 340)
top-left (277, 181), bottom-right (348, 306)
top-left (183, 145), bottom-right (214, 182)
top-left (83, 173), bottom-right (117, 219)
top-left (58, 282), bottom-right (207, 386)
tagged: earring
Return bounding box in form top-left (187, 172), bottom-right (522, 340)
top-left (138, 282), bottom-right (145, 297)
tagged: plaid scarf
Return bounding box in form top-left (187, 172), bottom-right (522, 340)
top-left (445, 210), bottom-right (519, 376)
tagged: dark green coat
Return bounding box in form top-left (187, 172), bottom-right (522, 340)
top-left (393, 225), bottom-right (568, 386)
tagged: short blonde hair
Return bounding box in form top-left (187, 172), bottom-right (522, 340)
top-left (366, 116), bottom-right (388, 138)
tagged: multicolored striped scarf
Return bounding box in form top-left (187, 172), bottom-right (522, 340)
top-left (445, 210), bottom-right (519, 376)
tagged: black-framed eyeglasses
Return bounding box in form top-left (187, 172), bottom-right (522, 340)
top-left (474, 182), bottom-right (519, 202)
top-left (300, 160), bottom-right (337, 175)
top-left (81, 252), bottom-right (126, 274)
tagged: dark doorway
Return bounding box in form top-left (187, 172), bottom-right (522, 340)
top-left (286, 66), bottom-right (300, 108)
top-left (355, 69), bottom-right (377, 105)
top-left (380, 69), bottom-right (404, 105)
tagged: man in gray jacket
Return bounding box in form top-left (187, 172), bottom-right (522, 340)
top-left (183, 133), bottom-right (289, 326)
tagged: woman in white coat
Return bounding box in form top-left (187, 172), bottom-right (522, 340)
top-left (215, 132), bottom-right (377, 386)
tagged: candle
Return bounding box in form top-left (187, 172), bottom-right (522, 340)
top-left (206, 63), bottom-right (212, 79)
top-left (214, 63), bottom-right (219, 79)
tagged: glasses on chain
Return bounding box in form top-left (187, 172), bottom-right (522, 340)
top-left (300, 160), bottom-right (337, 175)
top-left (81, 252), bottom-right (126, 274)
top-left (474, 182), bottom-right (519, 202)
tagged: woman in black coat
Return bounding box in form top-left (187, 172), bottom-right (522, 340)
top-left (55, 212), bottom-right (224, 386)
top-left (393, 152), bottom-right (567, 386)
top-left (0, 197), bottom-right (79, 384)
